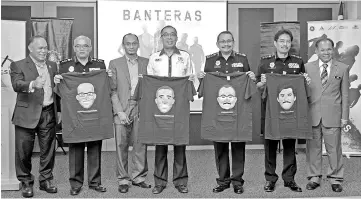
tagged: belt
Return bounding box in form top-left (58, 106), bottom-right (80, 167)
top-left (42, 103), bottom-right (54, 111)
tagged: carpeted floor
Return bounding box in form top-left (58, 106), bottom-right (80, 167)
top-left (2, 149), bottom-right (361, 198)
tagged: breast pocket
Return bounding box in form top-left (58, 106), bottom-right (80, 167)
top-left (76, 110), bottom-right (100, 127)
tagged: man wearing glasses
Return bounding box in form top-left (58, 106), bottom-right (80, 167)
top-left (256, 29), bottom-right (310, 193)
top-left (54, 35), bottom-right (110, 195)
top-left (197, 31), bottom-right (256, 194)
top-left (147, 25), bottom-right (195, 194)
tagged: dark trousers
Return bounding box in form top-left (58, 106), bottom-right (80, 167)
top-left (264, 139), bottom-right (297, 183)
top-left (214, 142), bottom-right (245, 186)
top-left (15, 105), bottom-right (56, 186)
top-left (154, 145), bottom-right (188, 186)
top-left (68, 140), bottom-right (102, 188)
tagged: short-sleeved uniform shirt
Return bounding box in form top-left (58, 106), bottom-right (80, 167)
top-left (134, 75), bottom-right (196, 145)
top-left (262, 73), bottom-right (312, 140)
top-left (204, 51), bottom-right (251, 74)
top-left (198, 72), bottom-right (257, 142)
top-left (256, 53), bottom-right (305, 82)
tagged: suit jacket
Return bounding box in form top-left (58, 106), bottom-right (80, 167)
top-left (109, 56), bottom-right (148, 125)
top-left (305, 59), bottom-right (349, 128)
top-left (10, 56), bottom-right (58, 129)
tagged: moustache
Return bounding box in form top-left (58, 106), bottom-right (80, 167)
top-left (282, 101), bottom-right (292, 104)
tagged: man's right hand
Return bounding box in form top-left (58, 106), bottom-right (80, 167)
top-left (261, 74), bottom-right (266, 84)
top-left (117, 112), bottom-right (130, 124)
top-left (33, 76), bottom-right (45, 89)
top-left (54, 75), bottom-right (63, 84)
top-left (197, 71), bottom-right (206, 79)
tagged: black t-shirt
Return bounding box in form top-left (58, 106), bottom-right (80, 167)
top-left (262, 73), bottom-right (312, 140)
top-left (134, 75), bottom-right (196, 145)
top-left (198, 72), bottom-right (257, 142)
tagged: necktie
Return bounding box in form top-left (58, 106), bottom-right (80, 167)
top-left (321, 63), bottom-right (328, 88)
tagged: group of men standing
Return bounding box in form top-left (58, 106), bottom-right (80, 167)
top-left (10, 24), bottom-right (348, 198)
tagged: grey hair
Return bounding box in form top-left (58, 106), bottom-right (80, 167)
top-left (74, 35), bottom-right (92, 47)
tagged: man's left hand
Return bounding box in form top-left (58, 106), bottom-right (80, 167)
top-left (188, 74), bottom-right (196, 81)
top-left (303, 73), bottom-right (311, 86)
top-left (246, 71), bottom-right (256, 81)
top-left (106, 69), bottom-right (112, 77)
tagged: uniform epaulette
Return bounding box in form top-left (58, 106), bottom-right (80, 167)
top-left (91, 58), bottom-right (104, 63)
top-left (235, 52), bottom-right (246, 56)
top-left (206, 52), bottom-right (218, 59)
top-left (261, 54), bottom-right (274, 59)
top-left (59, 58), bottom-right (72, 64)
top-left (290, 54), bottom-right (302, 59)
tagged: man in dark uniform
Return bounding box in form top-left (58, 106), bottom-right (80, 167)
top-left (256, 29), bottom-right (310, 193)
top-left (54, 35), bottom-right (111, 195)
top-left (197, 31), bottom-right (256, 194)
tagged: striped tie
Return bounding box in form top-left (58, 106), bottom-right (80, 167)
top-left (321, 63), bottom-right (328, 88)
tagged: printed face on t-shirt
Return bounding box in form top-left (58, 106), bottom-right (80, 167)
top-left (217, 85), bottom-right (237, 110)
top-left (76, 83), bottom-right (97, 109)
top-left (277, 87), bottom-right (296, 110)
top-left (155, 86), bottom-right (175, 113)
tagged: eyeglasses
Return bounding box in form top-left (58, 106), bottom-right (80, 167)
top-left (124, 42), bottom-right (139, 47)
top-left (219, 95), bottom-right (235, 99)
top-left (277, 40), bottom-right (291, 45)
top-left (162, 33), bottom-right (177, 38)
top-left (75, 44), bottom-right (91, 49)
top-left (78, 92), bottom-right (94, 98)
top-left (218, 40), bottom-right (234, 45)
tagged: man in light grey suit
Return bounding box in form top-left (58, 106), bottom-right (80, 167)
top-left (109, 33), bottom-right (151, 193)
top-left (305, 38), bottom-right (349, 193)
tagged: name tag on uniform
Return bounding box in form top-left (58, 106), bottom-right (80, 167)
top-left (288, 63), bottom-right (299, 68)
top-left (232, 63), bottom-right (243, 68)
top-left (89, 68), bottom-right (100, 71)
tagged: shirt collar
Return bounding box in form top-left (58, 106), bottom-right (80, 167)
top-left (74, 56), bottom-right (92, 64)
top-left (159, 47), bottom-right (181, 56)
top-left (275, 52), bottom-right (290, 60)
top-left (125, 54), bottom-right (138, 63)
top-left (29, 55), bottom-right (46, 67)
top-left (319, 59), bottom-right (332, 68)
top-left (217, 51), bottom-right (235, 60)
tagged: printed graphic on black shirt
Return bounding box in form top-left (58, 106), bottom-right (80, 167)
top-left (277, 83), bottom-right (297, 113)
top-left (76, 83), bottom-right (97, 109)
top-left (154, 86), bottom-right (175, 130)
top-left (217, 84), bottom-right (237, 110)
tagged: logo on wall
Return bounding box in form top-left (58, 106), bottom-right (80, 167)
top-left (310, 26), bottom-right (315, 31)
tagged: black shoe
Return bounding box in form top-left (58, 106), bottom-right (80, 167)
top-left (264, 181), bottom-right (276, 192)
top-left (175, 185), bottom-right (188, 193)
top-left (21, 184), bottom-right (34, 198)
top-left (118, 184), bottom-right (129, 193)
top-left (89, 185), bottom-right (107, 192)
top-left (306, 182), bottom-right (320, 190)
top-left (152, 185), bottom-right (166, 194)
top-left (284, 181), bottom-right (302, 192)
top-left (233, 185), bottom-right (244, 194)
top-left (39, 180), bottom-right (57, 193)
top-left (70, 187), bottom-right (81, 196)
top-left (212, 184), bottom-right (230, 193)
top-left (331, 184), bottom-right (343, 192)
top-left (132, 181), bottom-right (151, 188)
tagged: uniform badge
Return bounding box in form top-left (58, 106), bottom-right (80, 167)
top-left (283, 71), bottom-right (287, 75)
top-left (89, 68), bottom-right (100, 71)
top-left (155, 58), bottom-right (162, 62)
top-left (288, 63), bottom-right (299, 68)
top-left (214, 60), bottom-right (221, 68)
top-left (69, 66), bottom-right (74, 72)
top-left (269, 62), bottom-right (275, 68)
top-left (178, 57), bottom-right (184, 62)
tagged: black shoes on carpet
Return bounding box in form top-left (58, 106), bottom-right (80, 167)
top-left (264, 180), bottom-right (302, 192)
top-left (213, 184), bottom-right (243, 194)
top-left (306, 182), bottom-right (320, 190)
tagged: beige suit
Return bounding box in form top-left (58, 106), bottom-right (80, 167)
top-left (109, 56), bottom-right (149, 185)
top-left (305, 59), bottom-right (349, 185)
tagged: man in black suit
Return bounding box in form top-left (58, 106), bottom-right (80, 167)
top-left (10, 35), bottom-right (59, 198)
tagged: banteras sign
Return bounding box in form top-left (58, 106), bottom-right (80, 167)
top-left (123, 9), bottom-right (202, 21)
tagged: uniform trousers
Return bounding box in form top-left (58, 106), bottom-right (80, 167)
top-left (264, 139), bottom-right (297, 183)
top-left (15, 105), bottom-right (56, 186)
top-left (214, 142), bottom-right (245, 186)
top-left (154, 145), bottom-right (188, 186)
top-left (68, 140), bottom-right (102, 188)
